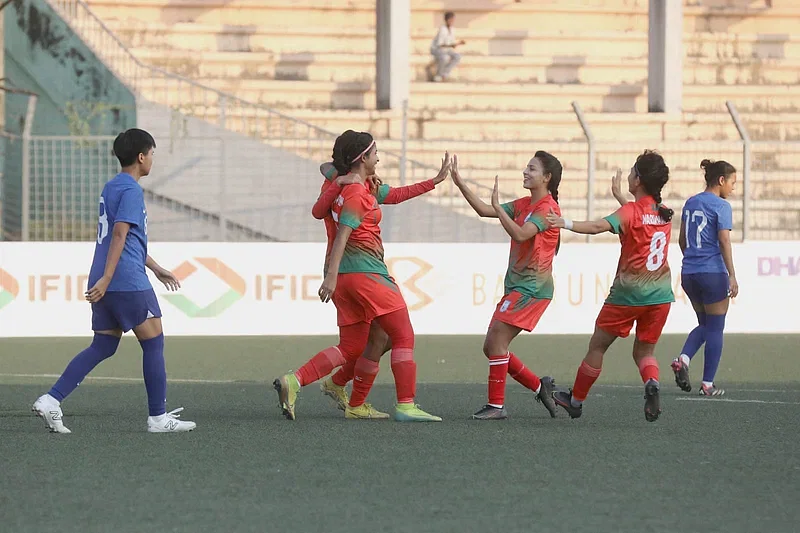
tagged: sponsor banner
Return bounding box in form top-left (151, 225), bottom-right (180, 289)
top-left (0, 242), bottom-right (797, 337)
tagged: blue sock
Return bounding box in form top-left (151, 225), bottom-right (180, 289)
top-left (702, 314), bottom-right (726, 384)
top-left (49, 334), bottom-right (120, 402)
top-left (680, 312), bottom-right (707, 360)
top-left (140, 334), bottom-right (167, 417)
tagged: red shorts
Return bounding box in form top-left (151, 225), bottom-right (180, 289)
top-left (490, 291), bottom-right (551, 332)
top-left (595, 303), bottom-right (671, 344)
top-left (332, 272), bottom-right (407, 327)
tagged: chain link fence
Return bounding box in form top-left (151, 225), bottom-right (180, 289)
top-left (3, 0), bottom-right (795, 243)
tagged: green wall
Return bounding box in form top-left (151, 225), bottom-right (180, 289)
top-left (2, 0), bottom-right (136, 240)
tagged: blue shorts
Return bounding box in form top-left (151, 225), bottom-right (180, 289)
top-left (91, 289), bottom-right (162, 332)
top-left (681, 272), bottom-right (729, 305)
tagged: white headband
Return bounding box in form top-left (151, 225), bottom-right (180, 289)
top-left (351, 140), bottom-right (376, 163)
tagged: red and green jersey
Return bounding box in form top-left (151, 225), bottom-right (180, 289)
top-left (330, 182), bottom-right (390, 276)
top-left (603, 195), bottom-right (675, 306)
top-left (499, 194), bottom-right (560, 299)
top-left (315, 176), bottom-right (434, 270)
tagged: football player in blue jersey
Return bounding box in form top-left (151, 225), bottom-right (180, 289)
top-left (672, 159), bottom-right (738, 397)
top-left (33, 129), bottom-right (196, 433)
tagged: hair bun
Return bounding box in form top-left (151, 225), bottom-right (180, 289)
top-left (700, 159), bottom-right (712, 169)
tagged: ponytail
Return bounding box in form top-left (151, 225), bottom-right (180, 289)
top-left (653, 191), bottom-right (674, 222)
top-left (635, 150), bottom-right (673, 222)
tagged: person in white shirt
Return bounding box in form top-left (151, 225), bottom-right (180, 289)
top-left (429, 12), bottom-right (465, 82)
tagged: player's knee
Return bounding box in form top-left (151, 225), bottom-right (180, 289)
top-left (588, 328), bottom-right (615, 353)
top-left (338, 339), bottom-right (366, 361)
top-left (380, 311), bottom-right (414, 349)
top-left (92, 332), bottom-right (121, 358)
top-left (389, 331), bottom-right (414, 351)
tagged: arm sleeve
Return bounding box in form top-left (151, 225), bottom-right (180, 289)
top-left (338, 189), bottom-right (372, 230)
top-left (603, 203), bottom-right (633, 235)
top-left (380, 179), bottom-right (435, 205)
top-left (718, 201), bottom-right (733, 231)
top-left (526, 212), bottom-right (548, 232)
top-left (312, 182), bottom-right (342, 219)
top-left (116, 188), bottom-right (142, 226)
top-left (500, 201), bottom-right (516, 219)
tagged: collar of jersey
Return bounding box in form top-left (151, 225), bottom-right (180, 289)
top-left (116, 172), bottom-right (137, 184)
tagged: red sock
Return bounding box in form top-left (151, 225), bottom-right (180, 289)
top-left (637, 356), bottom-right (659, 383)
top-left (331, 358), bottom-right (355, 387)
top-left (507, 353), bottom-right (542, 393)
top-left (390, 348), bottom-right (416, 404)
top-left (488, 354), bottom-right (510, 407)
top-left (572, 361), bottom-right (602, 402)
top-left (295, 346), bottom-right (345, 386)
top-left (349, 358), bottom-right (379, 408)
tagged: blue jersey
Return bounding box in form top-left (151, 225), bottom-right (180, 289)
top-left (681, 191), bottom-right (733, 275)
top-left (88, 173), bottom-right (152, 292)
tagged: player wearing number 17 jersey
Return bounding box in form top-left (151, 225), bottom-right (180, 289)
top-left (32, 129), bottom-right (195, 434)
top-left (672, 159), bottom-right (738, 397)
top-left (546, 150), bottom-right (675, 422)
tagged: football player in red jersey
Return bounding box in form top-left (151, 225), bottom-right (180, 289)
top-left (547, 150), bottom-right (674, 422)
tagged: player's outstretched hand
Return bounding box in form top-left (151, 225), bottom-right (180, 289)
top-left (85, 276), bottom-right (111, 303)
top-left (728, 275), bottom-right (739, 299)
top-left (433, 151), bottom-right (451, 185)
top-left (545, 208), bottom-right (565, 228)
top-left (450, 154), bottom-right (464, 186)
top-left (490, 175), bottom-right (500, 208)
top-left (318, 274), bottom-right (337, 303)
top-left (155, 267), bottom-right (181, 292)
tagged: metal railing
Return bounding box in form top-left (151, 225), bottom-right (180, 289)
top-left (18, 0), bottom-right (798, 243)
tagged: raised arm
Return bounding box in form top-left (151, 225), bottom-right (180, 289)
top-left (382, 151), bottom-right (449, 204)
top-left (450, 154), bottom-right (496, 218)
top-left (381, 180), bottom-right (435, 204)
top-left (490, 176), bottom-right (540, 242)
top-left (611, 168), bottom-right (628, 207)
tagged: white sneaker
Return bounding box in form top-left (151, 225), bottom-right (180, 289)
top-left (32, 394), bottom-right (71, 434)
top-left (147, 407), bottom-right (196, 433)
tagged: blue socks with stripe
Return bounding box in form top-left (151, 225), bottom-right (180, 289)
top-left (680, 312), bottom-right (707, 361)
top-left (140, 334), bottom-right (167, 417)
top-left (49, 334), bottom-right (120, 402)
top-left (702, 314), bottom-right (726, 384)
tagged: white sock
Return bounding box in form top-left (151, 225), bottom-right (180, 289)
top-left (680, 354), bottom-right (691, 367)
top-left (44, 394), bottom-right (60, 405)
top-left (702, 381), bottom-right (713, 389)
top-left (150, 413), bottom-right (166, 422)
top-left (534, 384), bottom-right (541, 394)
top-left (488, 403), bottom-right (503, 409)
top-left (570, 397), bottom-right (582, 408)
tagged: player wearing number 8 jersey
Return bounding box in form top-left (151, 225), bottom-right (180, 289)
top-left (672, 159), bottom-right (738, 398)
top-left (32, 129), bottom-right (195, 434)
top-left (546, 150), bottom-right (674, 422)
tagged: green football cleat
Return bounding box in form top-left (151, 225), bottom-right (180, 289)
top-left (394, 403), bottom-right (442, 422)
top-left (345, 403), bottom-right (390, 419)
top-left (320, 378), bottom-right (349, 411)
top-left (273, 373), bottom-right (301, 420)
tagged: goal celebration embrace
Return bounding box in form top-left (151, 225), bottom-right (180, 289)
top-left (26, 128), bottom-right (749, 433)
